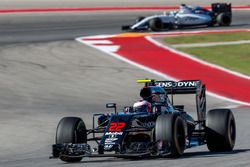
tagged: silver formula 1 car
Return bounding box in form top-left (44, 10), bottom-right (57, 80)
top-left (122, 3), bottom-right (232, 31)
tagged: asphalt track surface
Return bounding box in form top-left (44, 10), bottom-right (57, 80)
top-left (0, 2), bottom-right (250, 167)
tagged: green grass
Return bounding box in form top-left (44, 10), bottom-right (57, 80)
top-left (164, 32), bottom-right (250, 44)
top-left (178, 44), bottom-right (250, 75)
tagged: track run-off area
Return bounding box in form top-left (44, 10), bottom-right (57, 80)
top-left (0, 1), bottom-right (250, 167)
top-left (77, 29), bottom-right (250, 106)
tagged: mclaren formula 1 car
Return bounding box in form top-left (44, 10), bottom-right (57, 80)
top-left (122, 3), bottom-right (232, 31)
top-left (51, 79), bottom-right (236, 162)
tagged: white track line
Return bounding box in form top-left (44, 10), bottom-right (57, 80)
top-left (152, 29), bottom-right (250, 35)
top-left (83, 40), bottom-right (113, 45)
top-left (172, 40), bottom-right (250, 48)
top-left (146, 36), bottom-right (250, 81)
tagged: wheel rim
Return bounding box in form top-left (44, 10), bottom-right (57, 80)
top-left (174, 118), bottom-right (185, 153)
top-left (74, 120), bottom-right (86, 143)
top-left (228, 118), bottom-right (236, 145)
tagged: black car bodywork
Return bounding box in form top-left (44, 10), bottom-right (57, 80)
top-left (51, 80), bottom-right (236, 162)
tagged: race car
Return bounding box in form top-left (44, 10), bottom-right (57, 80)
top-left (51, 79), bottom-right (236, 162)
top-left (122, 3), bottom-right (232, 31)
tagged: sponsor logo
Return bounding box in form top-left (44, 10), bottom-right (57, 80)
top-left (105, 132), bottom-right (123, 135)
top-left (185, 17), bottom-right (199, 21)
top-left (104, 142), bottom-right (116, 145)
top-left (104, 144), bottom-right (113, 149)
top-left (105, 138), bottom-right (118, 143)
top-left (141, 121), bottom-right (155, 128)
top-left (156, 81), bottom-right (197, 88)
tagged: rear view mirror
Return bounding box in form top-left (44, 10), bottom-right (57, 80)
top-left (106, 103), bottom-right (117, 113)
top-left (106, 103), bottom-right (116, 108)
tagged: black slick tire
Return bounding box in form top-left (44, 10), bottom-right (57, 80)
top-left (206, 109), bottom-right (236, 152)
top-left (217, 13), bottom-right (232, 26)
top-left (56, 117), bottom-right (87, 162)
top-left (155, 113), bottom-right (186, 157)
top-left (149, 18), bottom-right (163, 31)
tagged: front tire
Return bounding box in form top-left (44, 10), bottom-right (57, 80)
top-left (56, 117), bottom-right (87, 162)
top-left (206, 109), bottom-right (236, 152)
top-left (149, 18), bottom-right (163, 31)
top-left (155, 113), bottom-right (186, 157)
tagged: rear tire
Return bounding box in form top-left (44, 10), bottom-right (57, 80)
top-left (149, 18), bottom-right (163, 31)
top-left (217, 13), bottom-right (232, 26)
top-left (206, 109), bottom-right (236, 152)
top-left (56, 117), bottom-right (87, 162)
top-left (155, 113), bottom-right (186, 157)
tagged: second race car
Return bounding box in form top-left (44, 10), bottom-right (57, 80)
top-left (122, 3), bottom-right (232, 31)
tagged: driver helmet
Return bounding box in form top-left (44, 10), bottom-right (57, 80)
top-left (140, 87), bottom-right (152, 101)
top-left (133, 100), bottom-right (152, 113)
top-left (180, 4), bottom-right (187, 9)
top-left (179, 4), bottom-right (192, 13)
top-left (140, 86), bottom-right (166, 104)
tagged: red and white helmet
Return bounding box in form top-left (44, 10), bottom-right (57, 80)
top-left (133, 100), bottom-right (152, 113)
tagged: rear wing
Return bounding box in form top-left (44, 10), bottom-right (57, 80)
top-left (137, 79), bottom-right (206, 123)
top-left (155, 80), bottom-right (202, 94)
top-left (211, 3), bottom-right (232, 15)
